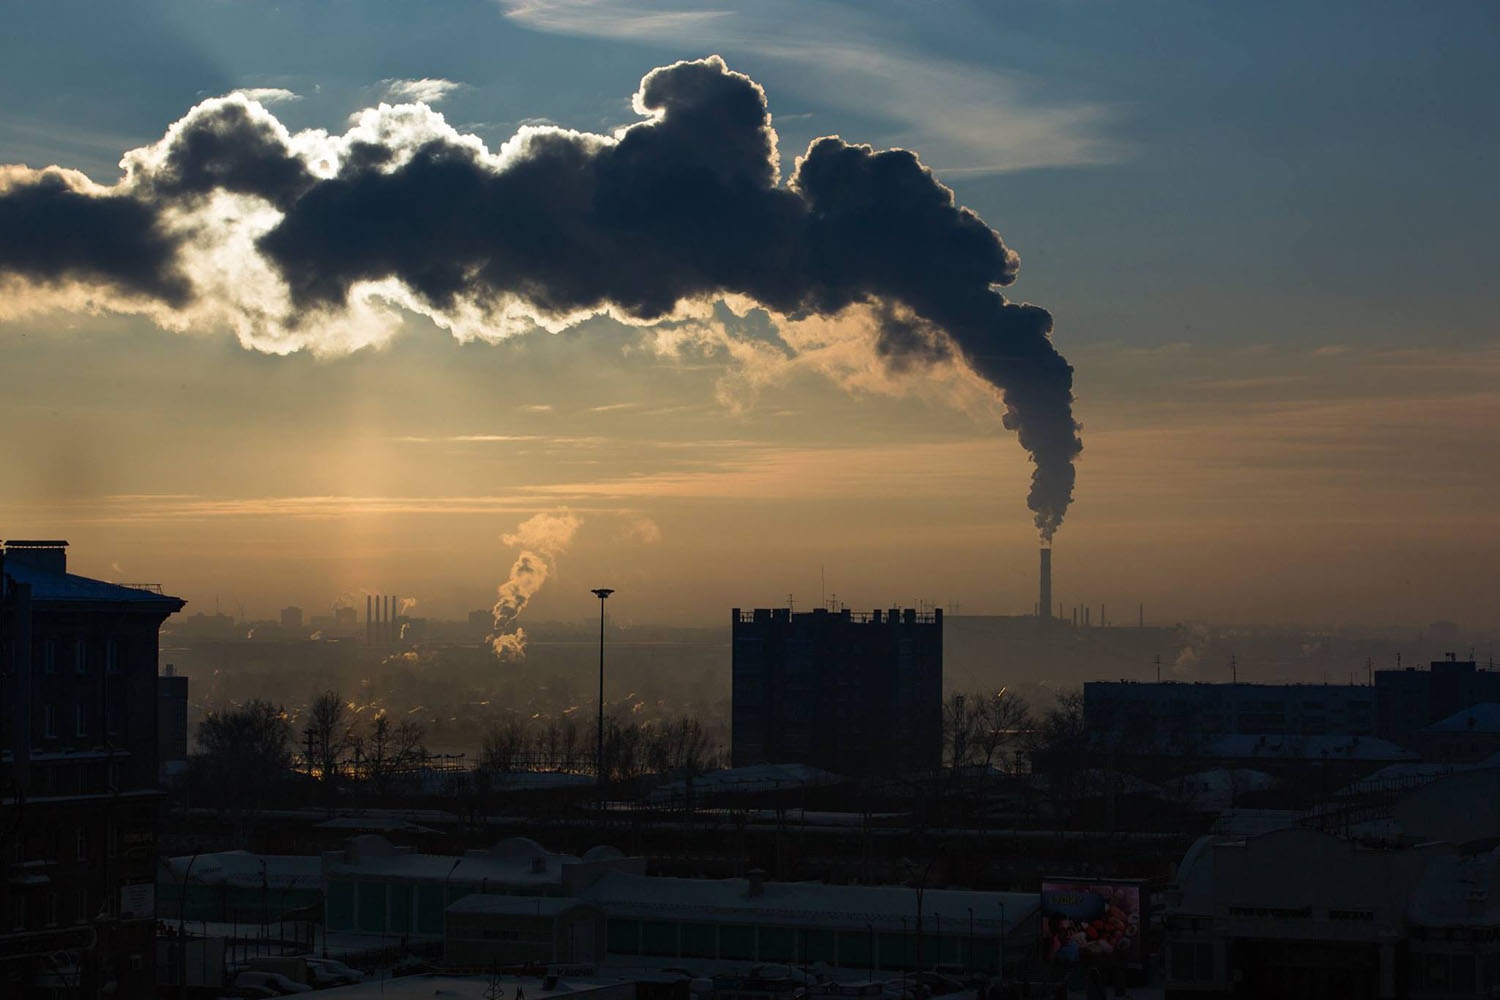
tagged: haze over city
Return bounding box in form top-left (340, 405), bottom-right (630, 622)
top-left (2, 0), bottom-right (1497, 630)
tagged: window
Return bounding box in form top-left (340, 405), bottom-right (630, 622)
top-left (1170, 941), bottom-right (1215, 982)
top-left (74, 639), bottom-right (87, 674)
top-left (45, 894), bottom-right (57, 927)
top-left (43, 640), bottom-right (56, 674)
top-left (75, 827), bottom-right (89, 861)
top-left (43, 704), bottom-right (56, 740)
top-left (105, 639), bottom-right (119, 674)
top-left (75, 889), bottom-right (89, 925)
top-left (10, 896), bottom-right (23, 931)
top-left (75, 704), bottom-right (88, 738)
top-left (105, 698), bottom-right (121, 737)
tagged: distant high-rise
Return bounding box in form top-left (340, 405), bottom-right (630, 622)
top-left (280, 605), bottom-right (303, 630)
top-left (731, 606), bottom-right (942, 777)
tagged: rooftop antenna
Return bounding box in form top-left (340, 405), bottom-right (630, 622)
top-left (786, 593), bottom-right (796, 612)
top-left (821, 565), bottom-right (825, 609)
top-left (1230, 654), bottom-right (1237, 684)
top-left (1154, 655), bottom-right (1162, 683)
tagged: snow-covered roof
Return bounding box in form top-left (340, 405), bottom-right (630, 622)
top-left (578, 871), bottom-right (1034, 935)
top-left (1165, 768), bottom-right (1278, 809)
top-left (1419, 704), bottom-right (1500, 735)
top-left (326, 836), bottom-right (583, 886)
top-left (3, 554), bottom-right (184, 609)
top-left (650, 763), bottom-right (843, 801)
top-left (1209, 809), bottom-right (1300, 838)
top-left (1204, 733), bottom-right (1415, 761)
top-left (161, 851), bottom-right (322, 890)
top-left (1336, 761), bottom-right (1499, 797)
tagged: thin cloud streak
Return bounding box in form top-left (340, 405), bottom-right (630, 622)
top-left (499, 0), bottom-right (1116, 173)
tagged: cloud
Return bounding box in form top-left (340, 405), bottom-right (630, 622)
top-left (0, 57), bottom-right (1080, 537)
top-left (232, 87), bottom-right (301, 104)
top-left (499, 0), bottom-right (1115, 173)
top-left (383, 78), bottom-right (464, 104)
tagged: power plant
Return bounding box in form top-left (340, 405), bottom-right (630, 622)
top-left (364, 593), bottom-right (406, 644)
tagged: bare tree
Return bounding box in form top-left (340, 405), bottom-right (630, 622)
top-left (193, 700), bottom-right (292, 841)
top-left (362, 712), bottom-right (428, 798)
top-left (480, 718), bottom-right (531, 773)
top-left (1029, 688), bottom-right (1087, 810)
top-left (973, 688), bottom-right (1033, 773)
top-left (304, 690), bottom-right (357, 794)
top-left (643, 716), bottom-right (720, 777)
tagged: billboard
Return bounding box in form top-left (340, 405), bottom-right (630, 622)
top-left (1040, 880), bottom-right (1143, 967)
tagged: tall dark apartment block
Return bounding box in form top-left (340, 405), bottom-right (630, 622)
top-left (731, 606), bottom-right (942, 777)
top-left (0, 540), bottom-right (184, 997)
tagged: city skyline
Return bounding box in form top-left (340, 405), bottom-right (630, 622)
top-left (2, 1), bottom-right (1497, 628)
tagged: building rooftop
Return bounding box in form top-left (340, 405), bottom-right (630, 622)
top-left (162, 850), bottom-right (323, 891)
top-left (578, 871), bottom-right (1034, 934)
top-left (1419, 703), bottom-right (1500, 735)
top-left (3, 540), bottom-right (183, 610)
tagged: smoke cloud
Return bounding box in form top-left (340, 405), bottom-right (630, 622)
top-left (490, 510), bottom-right (582, 661)
top-left (0, 56), bottom-right (1081, 536)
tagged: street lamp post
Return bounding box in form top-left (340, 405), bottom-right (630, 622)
top-left (178, 850), bottom-right (200, 999)
top-left (997, 900), bottom-right (1006, 983)
top-left (591, 588), bottom-right (614, 788)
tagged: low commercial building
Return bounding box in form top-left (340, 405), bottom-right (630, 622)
top-left (321, 836), bottom-right (643, 940)
top-left (584, 870), bottom-right (1035, 975)
top-left (444, 895), bottom-right (607, 966)
top-left (1165, 772), bottom-right (1500, 1000)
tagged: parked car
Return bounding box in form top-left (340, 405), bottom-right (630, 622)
top-left (232, 970), bottom-right (313, 995)
top-left (305, 957), bottom-right (365, 986)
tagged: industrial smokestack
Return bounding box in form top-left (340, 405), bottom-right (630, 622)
top-left (1039, 547), bottom-right (1052, 621)
top-left (366, 594), bottom-right (372, 644)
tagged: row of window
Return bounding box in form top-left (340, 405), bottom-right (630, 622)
top-left (10, 889), bottom-right (93, 931)
top-left (39, 638), bottom-right (121, 674)
top-left (40, 702), bottom-right (122, 740)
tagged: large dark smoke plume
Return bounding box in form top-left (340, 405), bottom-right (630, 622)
top-left (0, 57), bottom-right (1081, 537)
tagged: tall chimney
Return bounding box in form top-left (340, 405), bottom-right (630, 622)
top-left (1039, 547), bottom-right (1052, 621)
top-left (366, 595), bottom-right (372, 644)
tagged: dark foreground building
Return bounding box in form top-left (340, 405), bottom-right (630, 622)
top-left (0, 540), bottom-right (184, 997)
top-left (731, 607), bottom-right (942, 777)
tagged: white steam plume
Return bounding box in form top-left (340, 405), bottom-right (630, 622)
top-left (489, 510), bottom-right (582, 661)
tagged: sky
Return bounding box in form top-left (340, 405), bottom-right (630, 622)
top-left (0, 0), bottom-right (1497, 629)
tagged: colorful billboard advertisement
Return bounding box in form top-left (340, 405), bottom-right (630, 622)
top-left (1040, 880), bottom-right (1143, 967)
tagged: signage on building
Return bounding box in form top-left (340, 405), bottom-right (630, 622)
top-left (121, 882), bottom-right (155, 919)
top-left (1040, 880), bottom-right (1144, 968)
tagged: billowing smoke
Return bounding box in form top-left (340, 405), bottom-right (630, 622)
top-left (0, 56), bottom-right (1080, 536)
top-left (490, 511), bottom-right (582, 661)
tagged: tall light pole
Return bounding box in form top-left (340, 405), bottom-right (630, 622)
top-left (591, 588), bottom-right (614, 788)
top-left (178, 850), bottom-right (200, 999)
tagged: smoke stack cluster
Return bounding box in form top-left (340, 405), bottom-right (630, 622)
top-left (0, 57), bottom-right (1081, 537)
top-left (365, 593), bottom-right (403, 644)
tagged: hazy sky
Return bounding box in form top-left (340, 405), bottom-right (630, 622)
top-left (1, 1), bottom-right (1497, 628)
